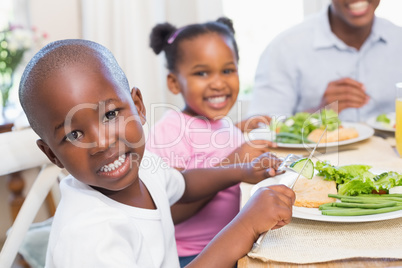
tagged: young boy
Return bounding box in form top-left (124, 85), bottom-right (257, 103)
top-left (19, 39), bottom-right (295, 267)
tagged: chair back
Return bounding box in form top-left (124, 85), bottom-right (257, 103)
top-left (0, 128), bottom-right (62, 268)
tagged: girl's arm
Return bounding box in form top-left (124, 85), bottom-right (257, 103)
top-left (223, 139), bottom-right (277, 166)
top-left (169, 166), bottom-right (214, 224)
top-left (171, 196), bottom-right (215, 224)
top-left (187, 185), bottom-right (295, 267)
top-left (178, 152), bottom-right (282, 203)
top-left (235, 115), bottom-right (272, 132)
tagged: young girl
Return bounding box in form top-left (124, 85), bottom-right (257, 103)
top-left (147, 17), bottom-right (274, 266)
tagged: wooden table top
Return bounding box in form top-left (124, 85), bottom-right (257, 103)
top-left (238, 256), bottom-right (402, 267)
top-left (0, 122), bottom-right (13, 133)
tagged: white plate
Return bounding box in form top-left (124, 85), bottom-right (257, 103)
top-left (291, 205), bottom-right (402, 223)
top-left (250, 170), bottom-right (402, 223)
top-left (366, 112), bottom-right (395, 132)
top-left (247, 122), bottom-right (374, 149)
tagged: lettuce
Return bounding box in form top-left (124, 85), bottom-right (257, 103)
top-left (376, 113), bottom-right (390, 124)
top-left (315, 161), bottom-right (372, 185)
top-left (373, 171), bottom-right (402, 192)
top-left (320, 109), bottom-right (341, 131)
top-left (315, 161), bottom-right (402, 195)
top-left (274, 109), bottom-right (341, 143)
top-left (338, 176), bottom-right (375, 196)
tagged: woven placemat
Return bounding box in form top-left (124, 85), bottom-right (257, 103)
top-left (248, 217), bottom-right (402, 264)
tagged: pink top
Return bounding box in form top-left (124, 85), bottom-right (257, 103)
top-left (146, 110), bottom-right (244, 256)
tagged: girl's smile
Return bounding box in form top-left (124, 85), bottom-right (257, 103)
top-left (205, 94), bottom-right (232, 110)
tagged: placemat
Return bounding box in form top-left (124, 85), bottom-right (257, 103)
top-left (247, 217), bottom-right (402, 264)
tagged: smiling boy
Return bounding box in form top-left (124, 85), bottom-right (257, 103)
top-left (19, 39), bottom-right (294, 267)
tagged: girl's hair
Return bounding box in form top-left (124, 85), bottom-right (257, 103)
top-left (149, 17), bottom-right (239, 72)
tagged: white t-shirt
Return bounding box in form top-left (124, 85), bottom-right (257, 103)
top-left (45, 151), bottom-right (185, 268)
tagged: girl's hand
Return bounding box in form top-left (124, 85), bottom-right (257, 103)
top-left (241, 152), bottom-right (283, 184)
top-left (236, 115), bottom-right (272, 133)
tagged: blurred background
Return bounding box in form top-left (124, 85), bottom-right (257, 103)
top-left (1, 0), bottom-right (402, 251)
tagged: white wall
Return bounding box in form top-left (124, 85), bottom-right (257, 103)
top-left (29, 0), bottom-right (82, 44)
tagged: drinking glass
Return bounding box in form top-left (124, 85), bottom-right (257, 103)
top-left (395, 83), bottom-right (402, 157)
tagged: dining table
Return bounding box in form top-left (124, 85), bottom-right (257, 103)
top-left (238, 127), bottom-right (402, 268)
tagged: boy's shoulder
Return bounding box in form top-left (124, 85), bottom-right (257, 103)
top-left (141, 150), bottom-right (184, 183)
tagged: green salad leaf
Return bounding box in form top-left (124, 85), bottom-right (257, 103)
top-left (272, 109), bottom-right (341, 144)
top-left (315, 161), bottom-right (372, 185)
top-left (373, 171), bottom-right (402, 192)
top-left (376, 113), bottom-right (391, 124)
top-left (338, 176), bottom-right (374, 196)
top-left (315, 161), bottom-right (402, 196)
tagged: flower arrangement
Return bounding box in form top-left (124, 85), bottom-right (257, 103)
top-left (0, 24), bottom-right (47, 108)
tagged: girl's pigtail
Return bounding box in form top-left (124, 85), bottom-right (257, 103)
top-left (149, 23), bottom-right (177, 55)
top-left (216, 17), bottom-right (235, 34)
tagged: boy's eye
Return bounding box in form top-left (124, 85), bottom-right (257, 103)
top-left (65, 130), bottom-right (83, 142)
top-left (103, 110), bottom-right (119, 122)
top-left (194, 71), bottom-right (207, 77)
top-left (223, 68), bottom-right (236, 74)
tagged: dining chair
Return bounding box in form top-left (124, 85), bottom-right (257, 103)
top-left (0, 128), bottom-right (63, 268)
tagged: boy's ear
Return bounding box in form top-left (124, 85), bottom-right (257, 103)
top-left (130, 87), bottom-right (147, 125)
top-left (36, 139), bottom-right (64, 168)
top-left (167, 73), bottom-right (181, 95)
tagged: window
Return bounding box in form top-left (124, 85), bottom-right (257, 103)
top-left (0, 1), bottom-right (13, 29)
top-left (222, 0), bottom-right (304, 97)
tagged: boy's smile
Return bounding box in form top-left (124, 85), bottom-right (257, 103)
top-left (34, 60), bottom-right (147, 199)
top-left (168, 33), bottom-right (239, 120)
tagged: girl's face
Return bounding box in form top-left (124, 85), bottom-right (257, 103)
top-left (169, 33), bottom-right (239, 120)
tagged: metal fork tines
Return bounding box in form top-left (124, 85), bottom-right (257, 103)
top-left (278, 154), bottom-right (302, 171)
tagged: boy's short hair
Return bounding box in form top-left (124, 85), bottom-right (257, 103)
top-left (19, 39), bottom-right (129, 137)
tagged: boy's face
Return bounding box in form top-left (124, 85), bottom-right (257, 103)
top-left (168, 33), bottom-right (239, 120)
top-left (35, 62), bottom-right (146, 195)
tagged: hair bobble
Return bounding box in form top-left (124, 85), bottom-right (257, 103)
top-left (167, 27), bottom-right (186, 44)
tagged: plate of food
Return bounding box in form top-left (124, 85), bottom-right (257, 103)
top-left (366, 112), bottom-right (395, 132)
top-left (247, 110), bottom-right (374, 149)
top-left (250, 162), bottom-right (402, 223)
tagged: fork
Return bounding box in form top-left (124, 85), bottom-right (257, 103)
top-left (251, 153), bottom-right (302, 253)
top-left (277, 154), bottom-right (302, 172)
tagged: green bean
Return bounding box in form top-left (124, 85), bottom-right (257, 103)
top-left (327, 201), bottom-right (396, 209)
top-left (319, 206), bottom-right (361, 211)
top-left (328, 194), bottom-right (348, 199)
top-left (340, 197), bottom-right (402, 205)
top-left (359, 193), bottom-right (402, 198)
top-left (321, 206), bottom-right (402, 216)
top-left (276, 132), bottom-right (305, 143)
top-left (328, 193), bottom-right (402, 202)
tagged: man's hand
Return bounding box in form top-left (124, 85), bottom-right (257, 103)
top-left (320, 78), bottom-right (369, 113)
